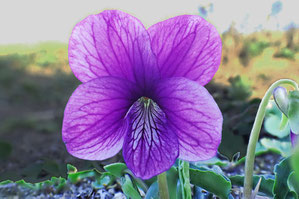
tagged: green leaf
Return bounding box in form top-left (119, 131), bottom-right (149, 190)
top-left (288, 91), bottom-right (299, 134)
top-left (260, 138), bottom-right (292, 157)
top-left (265, 100), bottom-right (290, 138)
top-left (235, 142), bottom-right (270, 165)
top-left (0, 180), bottom-right (13, 185)
top-left (280, 114), bottom-right (289, 130)
top-left (15, 180), bottom-right (36, 189)
top-left (166, 167), bottom-right (179, 199)
top-left (273, 157), bottom-right (293, 199)
top-left (264, 114), bottom-right (290, 138)
top-left (67, 169), bottom-right (99, 184)
top-left (93, 172), bottom-right (114, 188)
top-left (67, 164), bottom-right (77, 174)
top-left (121, 174), bottom-right (142, 199)
top-left (0, 141), bottom-right (12, 159)
top-left (190, 166), bottom-right (231, 199)
top-left (229, 175), bottom-right (274, 197)
top-left (291, 146), bottom-right (299, 183)
top-left (104, 163), bottom-right (127, 177)
top-left (287, 172), bottom-right (299, 196)
top-left (194, 157), bottom-right (228, 167)
top-left (145, 182), bottom-right (159, 199)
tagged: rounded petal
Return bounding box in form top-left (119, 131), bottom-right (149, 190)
top-left (69, 10), bottom-right (159, 89)
top-left (153, 78), bottom-right (223, 161)
top-left (62, 77), bottom-right (139, 160)
top-left (148, 15), bottom-right (222, 86)
top-left (123, 98), bottom-right (178, 179)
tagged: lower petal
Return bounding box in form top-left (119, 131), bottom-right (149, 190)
top-left (123, 97), bottom-right (178, 179)
top-left (62, 77), bottom-right (138, 160)
top-left (153, 77), bottom-right (223, 161)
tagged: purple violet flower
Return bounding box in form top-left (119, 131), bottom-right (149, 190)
top-left (62, 10), bottom-right (223, 179)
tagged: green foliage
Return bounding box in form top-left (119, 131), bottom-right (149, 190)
top-left (274, 48), bottom-right (295, 60)
top-left (288, 172), bottom-right (299, 196)
top-left (288, 91), bottom-right (299, 134)
top-left (273, 157), bottom-right (296, 198)
top-left (189, 166), bottom-right (232, 199)
top-left (120, 175), bottom-right (142, 199)
top-left (260, 138), bottom-right (292, 157)
top-left (230, 175), bottom-right (274, 197)
top-left (264, 100), bottom-right (291, 138)
top-left (145, 182), bottom-right (159, 199)
top-left (104, 163), bottom-right (127, 178)
top-left (227, 76), bottom-right (252, 101)
top-left (291, 146), bottom-right (299, 185)
top-left (239, 41), bottom-right (269, 66)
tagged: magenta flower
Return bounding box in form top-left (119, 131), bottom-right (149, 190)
top-left (62, 10), bottom-right (223, 179)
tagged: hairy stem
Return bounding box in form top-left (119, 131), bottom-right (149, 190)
top-left (158, 172), bottom-right (170, 199)
top-left (243, 79), bottom-right (299, 199)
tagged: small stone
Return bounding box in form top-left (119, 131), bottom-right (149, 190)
top-left (108, 188), bottom-right (115, 195)
top-left (114, 192), bottom-right (126, 199)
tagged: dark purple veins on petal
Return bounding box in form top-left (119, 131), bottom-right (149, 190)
top-left (62, 77), bottom-right (139, 160)
top-left (68, 10), bottom-right (159, 91)
top-left (148, 15), bottom-right (222, 86)
top-left (123, 97), bottom-right (178, 179)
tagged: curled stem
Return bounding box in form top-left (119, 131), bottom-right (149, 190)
top-left (158, 172), bottom-right (170, 199)
top-left (243, 79), bottom-right (299, 199)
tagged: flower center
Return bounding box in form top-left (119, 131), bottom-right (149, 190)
top-left (126, 97), bottom-right (167, 150)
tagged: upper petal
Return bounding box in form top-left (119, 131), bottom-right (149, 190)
top-left (69, 10), bottom-right (158, 89)
top-left (62, 77), bottom-right (139, 160)
top-left (153, 78), bottom-right (223, 161)
top-left (148, 15), bottom-right (222, 85)
top-left (123, 98), bottom-right (178, 179)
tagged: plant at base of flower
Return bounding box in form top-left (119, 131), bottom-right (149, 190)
top-left (243, 79), bottom-right (299, 199)
top-left (62, 10), bottom-right (223, 180)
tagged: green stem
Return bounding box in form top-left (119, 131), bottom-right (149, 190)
top-left (158, 172), bottom-right (170, 199)
top-left (243, 79), bottom-right (299, 199)
top-left (178, 160), bottom-right (192, 199)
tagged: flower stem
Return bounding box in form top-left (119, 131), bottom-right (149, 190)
top-left (243, 79), bottom-right (299, 199)
top-left (158, 172), bottom-right (169, 199)
top-left (178, 160), bottom-right (192, 199)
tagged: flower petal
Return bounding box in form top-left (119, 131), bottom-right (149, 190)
top-left (153, 78), bottom-right (223, 161)
top-left (290, 131), bottom-right (298, 147)
top-left (123, 98), bottom-right (178, 179)
top-left (148, 15), bottom-right (222, 86)
top-left (62, 77), bottom-right (139, 160)
top-left (69, 10), bottom-right (158, 89)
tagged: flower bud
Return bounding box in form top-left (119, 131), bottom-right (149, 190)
top-left (273, 86), bottom-right (289, 117)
